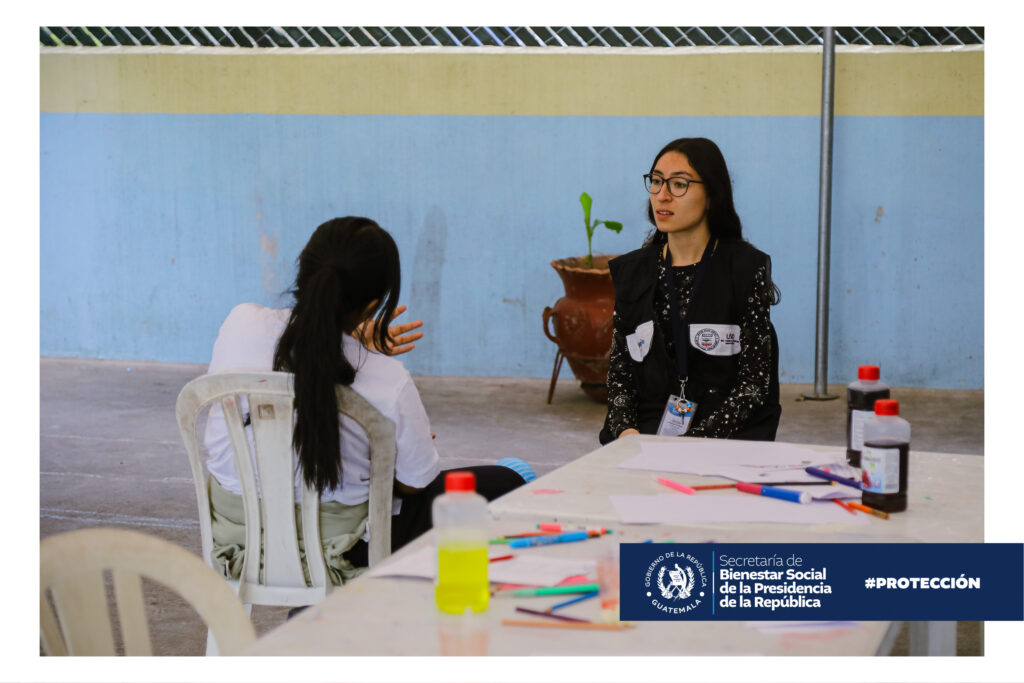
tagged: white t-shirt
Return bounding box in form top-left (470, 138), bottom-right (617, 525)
top-left (203, 303), bottom-right (440, 509)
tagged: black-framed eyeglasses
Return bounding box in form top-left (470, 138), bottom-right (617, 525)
top-left (644, 174), bottom-right (704, 197)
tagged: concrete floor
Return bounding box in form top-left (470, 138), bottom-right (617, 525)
top-left (39, 357), bottom-right (984, 656)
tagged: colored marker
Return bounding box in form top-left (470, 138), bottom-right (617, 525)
top-left (847, 501), bottom-right (890, 520)
top-left (503, 583), bottom-right (601, 597)
top-left (657, 477), bottom-right (696, 495)
top-left (508, 530), bottom-right (591, 548)
top-left (832, 499), bottom-right (857, 515)
top-left (514, 607), bottom-right (591, 623)
top-left (536, 523), bottom-right (610, 535)
top-left (806, 466), bottom-right (862, 490)
top-left (490, 531), bottom-right (557, 544)
top-left (489, 554), bottom-right (514, 562)
top-left (736, 481), bottom-right (810, 504)
top-left (548, 591), bottom-right (599, 611)
top-left (699, 481), bottom-right (830, 488)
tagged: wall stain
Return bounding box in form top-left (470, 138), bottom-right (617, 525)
top-left (409, 207), bottom-right (448, 373)
top-left (260, 232), bottom-right (278, 259)
top-left (874, 205), bottom-right (885, 223)
top-left (255, 189), bottom-right (281, 300)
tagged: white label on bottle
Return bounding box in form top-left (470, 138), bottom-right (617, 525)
top-left (861, 446), bottom-right (899, 494)
top-left (850, 410), bottom-right (872, 450)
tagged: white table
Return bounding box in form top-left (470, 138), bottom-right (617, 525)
top-left (487, 435), bottom-right (983, 655)
top-left (244, 436), bottom-right (982, 656)
top-left (245, 517), bottom-right (897, 656)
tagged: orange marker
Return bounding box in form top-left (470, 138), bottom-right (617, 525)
top-left (847, 501), bottom-right (890, 520)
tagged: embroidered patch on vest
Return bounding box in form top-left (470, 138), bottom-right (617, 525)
top-left (689, 324), bottom-right (741, 356)
top-left (626, 320), bottom-right (655, 362)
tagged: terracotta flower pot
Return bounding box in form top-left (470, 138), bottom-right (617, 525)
top-left (542, 255), bottom-right (617, 403)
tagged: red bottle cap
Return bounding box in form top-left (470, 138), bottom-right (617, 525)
top-left (445, 471), bottom-right (476, 492)
top-left (858, 365), bottom-right (881, 381)
top-left (874, 399), bottom-right (899, 416)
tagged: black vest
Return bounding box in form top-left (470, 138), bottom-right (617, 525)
top-left (599, 239), bottom-right (781, 444)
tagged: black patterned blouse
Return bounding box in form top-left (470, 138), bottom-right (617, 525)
top-left (605, 260), bottom-right (773, 438)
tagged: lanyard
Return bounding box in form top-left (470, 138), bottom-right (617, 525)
top-left (663, 238), bottom-right (716, 397)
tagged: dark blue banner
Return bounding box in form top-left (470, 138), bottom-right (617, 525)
top-left (619, 543), bottom-right (1023, 621)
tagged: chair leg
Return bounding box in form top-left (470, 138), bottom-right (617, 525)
top-left (205, 627), bottom-right (220, 656)
top-left (205, 584), bottom-right (250, 655)
top-left (546, 350), bottom-right (565, 404)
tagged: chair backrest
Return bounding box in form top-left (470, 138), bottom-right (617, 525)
top-left (175, 372), bottom-right (397, 607)
top-left (40, 528), bottom-right (256, 655)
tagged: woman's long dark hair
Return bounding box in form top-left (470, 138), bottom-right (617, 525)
top-left (272, 217), bottom-right (401, 495)
top-left (644, 137), bottom-right (780, 304)
top-left (644, 137), bottom-right (743, 246)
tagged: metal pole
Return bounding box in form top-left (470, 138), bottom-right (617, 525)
top-left (804, 26), bottom-right (839, 400)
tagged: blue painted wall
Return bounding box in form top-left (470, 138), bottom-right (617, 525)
top-left (40, 113), bottom-right (982, 388)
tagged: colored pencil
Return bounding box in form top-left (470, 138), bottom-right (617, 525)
top-left (502, 583), bottom-right (601, 597)
top-left (489, 554), bottom-right (514, 562)
top-left (501, 619), bottom-right (634, 631)
top-left (847, 501), bottom-right (890, 520)
top-left (548, 591), bottom-right (599, 611)
top-left (692, 482), bottom-right (832, 490)
top-left (514, 606), bottom-right (591, 623)
top-left (832, 499), bottom-right (857, 515)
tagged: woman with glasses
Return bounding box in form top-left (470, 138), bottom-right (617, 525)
top-left (598, 138), bottom-right (782, 444)
top-left (203, 217), bottom-right (529, 587)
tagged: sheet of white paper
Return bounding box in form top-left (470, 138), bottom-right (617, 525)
top-left (622, 440), bottom-right (856, 485)
top-left (610, 493), bottom-right (868, 525)
top-left (364, 545), bottom-right (596, 587)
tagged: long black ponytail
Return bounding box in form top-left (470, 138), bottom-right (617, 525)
top-left (272, 217), bottom-right (401, 495)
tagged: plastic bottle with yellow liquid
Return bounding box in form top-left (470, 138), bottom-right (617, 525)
top-left (433, 471), bottom-right (489, 614)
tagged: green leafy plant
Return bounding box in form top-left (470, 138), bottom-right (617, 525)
top-left (579, 192), bottom-right (623, 268)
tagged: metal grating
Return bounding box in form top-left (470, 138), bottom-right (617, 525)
top-left (40, 26), bottom-right (984, 48)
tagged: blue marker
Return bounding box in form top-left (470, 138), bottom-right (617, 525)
top-left (508, 530), bottom-right (591, 548)
top-left (805, 466), bottom-right (862, 490)
top-left (737, 481), bottom-right (810, 504)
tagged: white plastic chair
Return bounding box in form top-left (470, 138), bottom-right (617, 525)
top-left (40, 528), bottom-right (257, 656)
top-left (175, 372), bottom-right (397, 653)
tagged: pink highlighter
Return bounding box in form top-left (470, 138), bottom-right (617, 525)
top-left (657, 477), bottom-right (696, 495)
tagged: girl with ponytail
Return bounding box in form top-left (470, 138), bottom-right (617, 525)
top-left (203, 217), bottom-right (527, 585)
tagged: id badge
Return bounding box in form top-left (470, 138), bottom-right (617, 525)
top-left (656, 394), bottom-right (697, 436)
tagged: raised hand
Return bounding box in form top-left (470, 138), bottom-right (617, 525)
top-left (356, 304), bottom-right (424, 356)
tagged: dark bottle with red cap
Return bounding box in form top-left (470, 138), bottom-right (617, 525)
top-left (861, 399), bottom-right (910, 513)
top-left (846, 365), bottom-right (891, 467)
